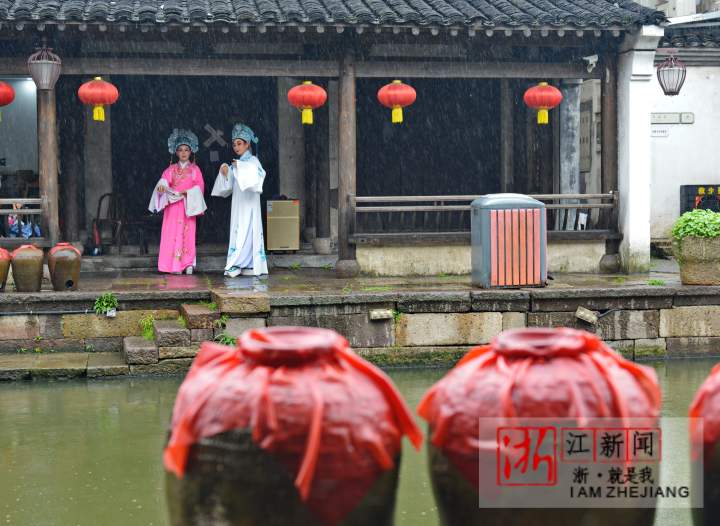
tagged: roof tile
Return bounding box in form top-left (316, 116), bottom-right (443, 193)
top-left (2, 0), bottom-right (665, 28)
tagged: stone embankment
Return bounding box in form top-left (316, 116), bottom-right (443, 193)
top-left (2, 286), bottom-right (720, 380)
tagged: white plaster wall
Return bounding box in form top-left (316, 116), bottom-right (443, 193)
top-left (0, 77), bottom-right (37, 173)
top-left (357, 241), bottom-right (605, 276)
top-left (650, 66), bottom-right (720, 238)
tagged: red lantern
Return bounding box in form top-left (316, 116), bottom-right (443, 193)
top-left (78, 76), bottom-right (119, 122)
top-left (523, 82), bottom-right (563, 125)
top-left (287, 81), bottom-right (327, 125)
top-left (0, 81), bottom-right (15, 122)
top-left (377, 80), bottom-right (416, 124)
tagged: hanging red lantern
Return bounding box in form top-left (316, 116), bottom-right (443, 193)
top-left (0, 81), bottom-right (15, 122)
top-left (287, 81), bottom-right (327, 125)
top-left (523, 82), bottom-right (563, 125)
top-left (78, 76), bottom-right (119, 122)
top-left (377, 80), bottom-right (416, 124)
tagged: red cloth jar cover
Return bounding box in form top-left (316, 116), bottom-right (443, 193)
top-left (417, 328), bottom-right (661, 490)
top-left (690, 362), bottom-right (720, 456)
top-left (164, 327), bottom-right (422, 525)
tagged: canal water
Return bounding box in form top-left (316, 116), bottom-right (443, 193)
top-left (1, 359), bottom-right (716, 526)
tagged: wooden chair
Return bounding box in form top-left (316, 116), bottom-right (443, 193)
top-left (92, 193), bottom-right (127, 253)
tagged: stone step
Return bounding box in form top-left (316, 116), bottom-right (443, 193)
top-left (210, 290), bottom-right (270, 315)
top-left (0, 352), bottom-right (128, 380)
top-left (153, 320), bottom-right (191, 347)
top-left (180, 303), bottom-right (220, 329)
top-left (123, 336), bottom-right (158, 365)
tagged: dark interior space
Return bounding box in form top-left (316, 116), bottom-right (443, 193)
top-left (357, 78), bottom-right (501, 197)
top-left (108, 75), bottom-right (279, 245)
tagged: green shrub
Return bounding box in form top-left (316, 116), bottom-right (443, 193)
top-left (94, 292), bottom-right (119, 315)
top-left (671, 209), bottom-right (720, 240)
top-left (139, 314), bottom-right (155, 341)
top-left (214, 333), bottom-right (236, 346)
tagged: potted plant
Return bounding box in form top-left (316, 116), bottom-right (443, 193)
top-left (672, 209), bottom-right (720, 285)
top-left (94, 291), bottom-right (119, 318)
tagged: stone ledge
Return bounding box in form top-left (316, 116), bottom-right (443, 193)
top-left (62, 309), bottom-right (178, 339)
top-left (130, 358), bottom-right (193, 376)
top-left (397, 291), bottom-right (471, 313)
top-left (529, 287), bottom-right (674, 312)
top-left (123, 336), bottom-right (158, 365)
top-left (395, 312), bottom-right (502, 346)
top-left (180, 304), bottom-right (220, 329)
top-left (355, 346), bottom-right (468, 368)
top-left (211, 289), bottom-right (270, 314)
top-left (159, 345), bottom-right (200, 360)
top-left (0, 354), bottom-right (34, 381)
top-left (660, 306), bottom-right (720, 337)
top-left (471, 290), bottom-right (530, 312)
top-left (666, 337), bottom-right (720, 356)
top-left (224, 318), bottom-right (266, 338)
top-left (87, 352), bottom-right (129, 378)
top-left (31, 354), bottom-right (88, 379)
top-left (154, 320), bottom-right (191, 347)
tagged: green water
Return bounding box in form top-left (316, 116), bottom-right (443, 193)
top-left (0, 360), bottom-right (717, 526)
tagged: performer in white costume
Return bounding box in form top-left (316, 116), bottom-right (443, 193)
top-left (211, 123), bottom-right (268, 277)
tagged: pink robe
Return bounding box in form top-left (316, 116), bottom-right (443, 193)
top-left (157, 163), bottom-right (204, 273)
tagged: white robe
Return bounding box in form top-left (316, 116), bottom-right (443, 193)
top-left (211, 154), bottom-right (268, 276)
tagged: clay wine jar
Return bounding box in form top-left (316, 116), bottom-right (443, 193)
top-left (164, 326), bottom-right (421, 526)
top-left (48, 242), bottom-right (81, 291)
top-left (0, 247), bottom-right (10, 292)
top-left (11, 244), bottom-right (43, 292)
top-left (418, 328), bottom-right (661, 526)
top-left (690, 363), bottom-right (720, 525)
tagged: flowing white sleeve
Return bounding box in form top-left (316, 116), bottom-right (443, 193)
top-left (148, 179), bottom-right (169, 213)
top-left (211, 167), bottom-right (233, 198)
top-left (235, 158), bottom-right (265, 194)
top-left (185, 186), bottom-right (207, 217)
top-left (250, 162), bottom-right (266, 194)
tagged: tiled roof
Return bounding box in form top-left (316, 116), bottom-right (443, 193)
top-left (660, 29), bottom-right (720, 49)
top-left (0, 1), bottom-right (664, 28)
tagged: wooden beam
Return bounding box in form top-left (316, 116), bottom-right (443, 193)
top-left (356, 61), bottom-right (599, 79)
top-left (37, 89), bottom-right (60, 246)
top-left (349, 229), bottom-right (621, 245)
top-left (0, 56), bottom-right (599, 79)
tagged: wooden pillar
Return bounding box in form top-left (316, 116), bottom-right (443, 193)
top-left (499, 80), bottom-right (514, 192)
top-left (38, 89), bottom-right (60, 245)
top-left (336, 51), bottom-right (359, 277)
top-left (601, 55), bottom-right (618, 232)
top-left (313, 94), bottom-right (332, 255)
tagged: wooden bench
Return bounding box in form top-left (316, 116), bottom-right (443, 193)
top-left (0, 198), bottom-right (52, 249)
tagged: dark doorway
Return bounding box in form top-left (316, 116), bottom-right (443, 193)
top-left (111, 75), bottom-right (279, 245)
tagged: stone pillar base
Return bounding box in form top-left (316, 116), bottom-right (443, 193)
top-left (303, 227), bottom-right (316, 243)
top-left (312, 237), bottom-right (332, 255)
top-left (336, 259), bottom-right (360, 278)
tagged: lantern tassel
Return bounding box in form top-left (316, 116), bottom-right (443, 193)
top-left (93, 105), bottom-right (106, 122)
top-left (537, 108), bottom-right (549, 125)
top-left (391, 106), bottom-right (403, 124)
top-left (301, 108), bottom-right (313, 125)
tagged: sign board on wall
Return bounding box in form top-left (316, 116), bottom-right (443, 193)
top-left (580, 101), bottom-right (592, 173)
top-left (651, 112), bottom-right (695, 125)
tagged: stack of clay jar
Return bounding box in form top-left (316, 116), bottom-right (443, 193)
top-left (162, 326), bottom-right (718, 526)
top-left (0, 243), bottom-right (81, 293)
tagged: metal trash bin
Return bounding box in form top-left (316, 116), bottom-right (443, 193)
top-left (471, 193), bottom-right (547, 288)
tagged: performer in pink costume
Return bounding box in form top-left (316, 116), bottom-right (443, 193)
top-left (149, 129), bottom-right (206, 274)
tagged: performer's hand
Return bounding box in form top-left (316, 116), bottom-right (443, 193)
top-left (157, 186), bottom-right (165, 194)
top-left (220, 163), bottom-right (229, 176)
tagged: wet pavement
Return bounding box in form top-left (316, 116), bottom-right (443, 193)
top-left (64, 257), bottom-right (681, 296)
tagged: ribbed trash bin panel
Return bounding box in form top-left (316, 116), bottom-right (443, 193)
top-left (471, 194), bottom-right (547, 288)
